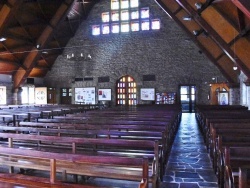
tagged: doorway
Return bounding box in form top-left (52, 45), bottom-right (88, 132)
top-left (60, 88), bottom-right (72, 104)
top-left (47, 88), bottom-right (56, 104)
top-left (116, 75), bottom-right (137, 105)
top-left (180, 85), bottom-right (196, 113)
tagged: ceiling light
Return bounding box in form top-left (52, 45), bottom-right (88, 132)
top-left (193, 29), bottom-right (203, 36)
top-left (0, 37), bottom-right (6, 42)
top-left (182, 16), bottom-right (192, 21)
top-left (36, 44), bottom-right (40, 49)
top-left (195, 2), bottom-right (202, 9)
top-left (233, 65), bottom-right (238, 70)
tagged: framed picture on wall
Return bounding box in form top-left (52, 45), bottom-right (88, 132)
top-left (140, 88), bottom-right (155, 101)
top-left (98, 89), bottom-right (111, 101)
top-left (75, 87), bottom-right (96, 104)
top-left (218, 91), bottom-right (229, 105)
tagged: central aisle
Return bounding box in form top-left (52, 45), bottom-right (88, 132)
top-left (160, 113), bottom-right (218, 188)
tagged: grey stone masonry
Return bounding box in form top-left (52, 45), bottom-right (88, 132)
top-left (44, 0), bottom-right (226, 105)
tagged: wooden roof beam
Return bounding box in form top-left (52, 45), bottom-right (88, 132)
top-left (0, 1), bottom-right (23, 34)
top-left (175, 0), bottom-right (250, 81)
top-left (12, 0), bottom-right (74, 89)
top-left (154, 0), bottom-right (236, 83)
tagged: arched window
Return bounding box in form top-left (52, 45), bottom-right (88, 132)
top-left (116, 75), bottom-right (137, 105)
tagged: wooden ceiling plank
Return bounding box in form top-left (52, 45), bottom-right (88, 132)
top-left (175, 0), bottom-right (250, 80)
top-left (155, 0), bottom-right (236, 83)
top-left (12, 0), bottom-right (74, 89)
top-left (0, 0), bottom-right (23, 33)
top-left (0, 42), bottom-right (26, 70)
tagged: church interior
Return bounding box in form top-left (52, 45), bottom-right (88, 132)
top-left (0, 0), bottom-right (250, 187)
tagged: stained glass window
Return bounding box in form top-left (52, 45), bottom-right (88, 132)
top-left (93, 1), bottom-right (160, 35)
top-left (152, 19), bottom-right (160, 30)
top-left (92, 25), bottom-right (100, 35)
top-left (112, 23), bottom-right (120, 33)
top-left (111, 11), bottom-right (119, 21)
top-left (121, 22), bottom-right (129, 32)
top-left (141, 20), bottom-right (149, 30)
top-left (131, 21), bottom-right (139, 31)
top-left (130, 0), bottom-right (139, 8)
top-left (111, 0), bottom-right (119, 9)
top-left (121, 0), bottom-right (129, 9)
top-left (102, 24), bottom-right (110, 34)
top-left (131, 10), bottom-right (139, 19)
top-left (121, 10), bottom-right (129, 20)
top-left (141, 7), bottom-right (149, 18)
top-left (102, 12), bottom-right (110, 22)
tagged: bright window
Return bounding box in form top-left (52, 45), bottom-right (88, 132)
top-left (121, 22), bottom-right (129, 32)
top-left (92, 25), bottom-right (100, 35)
top-left (112, 23), bottom-right (120, 33)
top-left (141, 20), bottom-right (150, 30)
top-left (111, 0), bottom-right (119, 9)
top-left (121, 10), bottom-right (129, 20)
top-left (92, 1), bottom-right (160, 35)
top-left (102, 24), bottom-right (110, 34)
top-left (131, 21), bottom-right (139, 31)
top-left (141, 7), bottom-right (149, 18)
top-left (131, 10), bottom-right (139, 19)
top-left (102, 12), bottom-right (110, 22)
top-left (130, 0), bottom-right (139, 8)
top-left (152, 19), bottom-right (160, 30)
top-left (121, 0), bottom-right (129, 9)
top-left (111, 11), bottom-right (119, 21)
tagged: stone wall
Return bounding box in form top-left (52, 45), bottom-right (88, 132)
top-left (44, 0), bottom-right (225, 106)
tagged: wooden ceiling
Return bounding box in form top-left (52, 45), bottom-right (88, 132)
top-left (0, 0), bottom-right (249, 89)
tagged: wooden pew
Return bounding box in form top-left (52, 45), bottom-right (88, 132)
top-left (0, 132), bottom-right (159, 187)
top-left (221, 147), bottom-right (250, 188)
top-left (0, 146), bottom-right (150, 188)
top-left (238, 167), bottom-right (250, 188)
top-left (0, 173), bottom-right (99, 188)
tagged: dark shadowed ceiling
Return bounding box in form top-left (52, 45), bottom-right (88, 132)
top-left (0, 0), bottom-right (249, 89)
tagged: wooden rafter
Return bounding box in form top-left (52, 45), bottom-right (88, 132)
top-left (154, 0), bottom-right (236, 83)
top-left (175, 0), bottom-right (250, 80)
top-left (12, 0), bottom-right (74, 89)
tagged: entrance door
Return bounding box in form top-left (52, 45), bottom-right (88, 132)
top-left (60, 88), bottom-right (72, 104)
top-left (116, 75), bottom-right (137, 105)
top-left (180, 85), bottom-right (196, 113)
top-left (47, 88), bottom-right (56, 104)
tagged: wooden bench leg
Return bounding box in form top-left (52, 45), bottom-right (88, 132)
top-left (50, 159), bottom-right (56, 183)
top-left (9, 166), bottom-right (14, 174)
top-left (62, 170), bottom-right (67, 182)
top-left (73, 174), bottom-right (78, 183)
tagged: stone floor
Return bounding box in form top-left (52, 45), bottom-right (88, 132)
top-left (159, 113), bottom-right (218, 188)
